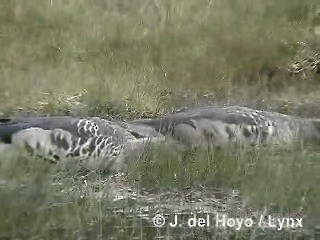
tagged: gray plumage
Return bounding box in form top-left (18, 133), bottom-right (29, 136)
top-left (0, 116), bottom-right (165, 171)
top-left (129, 105), bottom-right (320, 148)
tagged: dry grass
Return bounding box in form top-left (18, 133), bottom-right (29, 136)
top-left (1, 1), bottom-right (320, 239)
top-left (1, 0), bottom-right (319, 116)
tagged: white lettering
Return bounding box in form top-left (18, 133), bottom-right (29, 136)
top-left (295, 218), bottom-right (303, 228)
top-left (244, 218), bottom-right (254, 227)
top-left (215, 214), bottom-right (226, 227)
top-left (227, 217), bottom-right (236, 228)
top-left (198, 218), bottom-right (206, 227)
top-left (188, 214), bottom-right (197, 227)
top-left (277, 218), bottom-right (285, 231)
top-left (169, 215), bottom-right (178, 227)
top-left (268, 215), bottom-right (277, 228)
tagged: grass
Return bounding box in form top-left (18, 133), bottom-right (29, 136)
top-left (0, 0), bottom-right (320, 116)
top-left (0, 143), bottom-right (319, 239)
top-left (0, 0), bottom-right (320, 239)
top-left (131, 142), bottom-right (320, 212)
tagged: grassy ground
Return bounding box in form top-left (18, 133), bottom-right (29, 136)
top-left (0, 0), bottom-right (320, 239)
top-left (1, 143), bottom-right (319, 239)
top-left (1, 0), bottom-right (320, 117)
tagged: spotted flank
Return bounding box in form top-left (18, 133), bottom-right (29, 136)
top-left (130, 105), bottom-right (320, 148)
top-left (8, 119), bottom-right (125, 168)
top-left (0, 117), bottom-right (164, 171)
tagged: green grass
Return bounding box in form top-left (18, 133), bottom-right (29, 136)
top-left (1, 0), bottom-right (320, 239)
top-left (1, 143), bottom-right (319, 239)
top-left (0, 0), bottom-right (320, 116)
top-left (131, 142), bottom-right (320, 211)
